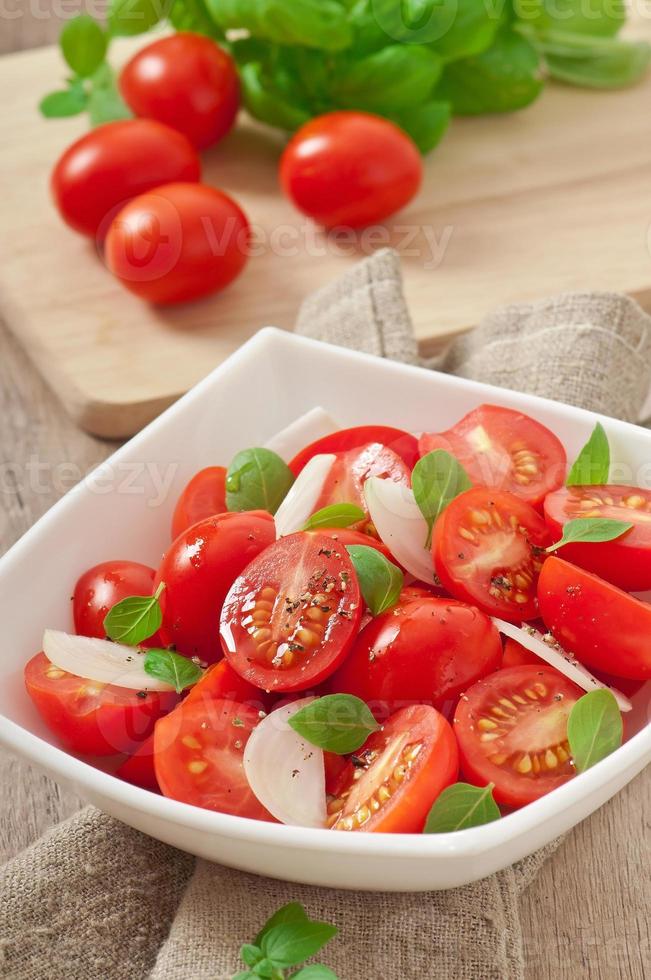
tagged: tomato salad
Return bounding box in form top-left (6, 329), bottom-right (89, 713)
top-left (24, 405), bottom-right (649, 834)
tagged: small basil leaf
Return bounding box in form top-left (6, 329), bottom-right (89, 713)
top-left (345, 545), bottom-right (403, 616)
top-left (291, 967), bottom-right (338, 979)
top-left (60, 15), bottom-right (107, 77)
top-left (205, 0), bottom-right (352, 51)
top-left (108, 0), bottom-right (162, 37)
top-left (241, 944), bottom-right (262, 967)
top-left (386, 100), bottom-right (451, 154)
top-left (302, 503), bottom-right (365, 531)
top-left (547, 517), bottom-right (632, 552)
top-left (333, 45), bottom-right (442, 113)
top-left (424, 782), bottom-right (501, 833)
top-left (288, 694), bottom-right (379, 755)
top-left (567, 689), bottom-right (623, 773)
top-left (412, 450), bottom-right (472, 547)
top-left (103, 584), bottom-right (164, 646)
top-left (251, 959), bottom-right (274, 979)
top-left (232, 973), bottom-right (254, 980)
top-left (566, 422), bottom-right (610, 485)
top-left (88, 65), bottom-right (132, 125)
top-left (226, 448), bottom-right (294, 515)
top-left (255, 903), bottom-right (309, 947)
top-left (261, 921), bottom-right (338, 969)
top-left (39, 85), bottom-right (88, 118)
top-left (143, 648), bottom-right (204, 694)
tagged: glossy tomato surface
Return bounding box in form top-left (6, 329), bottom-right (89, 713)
top-left (280, 112), bottom-right (422, 228)
top-left (220, 532), bottom-right (362, 692)
top-left (544, 485), bottom-right (651, 590)
top-left (155, 511), bottom-right (275, 664)
top-left (434, 488), bottom-right (551, 621)
top-left (183, 659), bottom-right (271, 712)
top-left (537, 557), bottom-right (651, 680)
top-left (419, 405), bottom-right (566, 508)
top-left (327, 705), bottom-right (458, 833)
top-left (119, 33), bottom-right (239, 149)
top-left (105, 182), bottom-right (249, 305)
top-left (24, 652), bottom-right (177, 756)
top-left (73, 560), bottom-right (157, 640)
top-left (51, 119), bottom-right (200, 238)
top-left (314, 442), bottom-right (410, 524)
top-left (171, 466), bottom-right (227, 540)
top-left (116, 733), bottom-right (159, 792)
top-left (313, 527), bottom-right (393, 562)
top-left (454, 665), bottom-right (582, 807)
top-left (154, 698), bottom-right (274, 819)
top-left (289, 425), bottom-right (419, 475)
top-left (331, 595), bottom-right (502, 719)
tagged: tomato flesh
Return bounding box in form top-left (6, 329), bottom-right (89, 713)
top-left (454, 666), bottom-right (583, 807)
top-left (171, 466), bottom-right (227, 541)
top-left (116, 734), bottom-right (159, 792)
top-left (289, 425), bottom-right (419, 475)
top-left (327, 705), bottom-right (458, 833)
top-left (183, 659), bottom-right (271, 713)
top-left (221, 532), bottom-right (362, 692)
top-left (434, 487), bottom-right (551, 621)
top-left (73, 560), bottom-right (157, 641)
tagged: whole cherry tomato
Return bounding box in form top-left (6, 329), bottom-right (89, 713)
top-left (73, 560), bottom-right (157, 640)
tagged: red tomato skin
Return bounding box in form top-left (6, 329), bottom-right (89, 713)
top-left (104, 182), bottom-right (250, 305)
top-left (330, 596), bottom-right (502, 720)
top-left (119, 34), bottom-right (239, 150)
top-left (280, 112), bottom-right (422, 228)
top-left (183, 660), bottom-right (272, 713)
top-left (544, 485), bottom-right (651, 591)
top-left (116, 734), bottom-right (159, 792)
top-left (537, 557), bottom-right (651, 680)
top-left (171, 466), bottom-right (227, 540)
top-left (314, 443), bottom-right (410, 522)
top-left (501, 637), bottom-right (540, 669)
top-left (289, 425), bottom-right (419, 475)
top-left (24, 652), bottom-right (178, 756)
top-left (312, 527), bottom-right (393, 562)
top-left (155, 511), bottom-right (276, 664)
top-left (51, 119), bottom-right (201, 238)
top-left (73, 560), bottom-right (156, 640)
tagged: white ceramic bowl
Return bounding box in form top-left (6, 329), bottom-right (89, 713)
top-left (1, 328), bottom-right (649, 891)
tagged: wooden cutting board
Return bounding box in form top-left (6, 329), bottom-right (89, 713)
top-left (2, 30), bottom-right (651, 438)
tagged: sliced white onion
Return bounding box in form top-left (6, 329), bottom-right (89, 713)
top-left (264, 408), bottom-right (339, 461)
top-left (364, 477), bottom-right (436, 585)
top-left (243, 697), bottom-right (326, 827)
top-left (42, 629), bottom-right (175, 692)
top-left (273, 454), bottom-right (336, 537)
top-left (492, 618), bottom-right (632, 713)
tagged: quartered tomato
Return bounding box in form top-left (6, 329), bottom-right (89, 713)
top-left (326, 705), bottom-right (458, 833)
top-left (544, 485), bottom-right (651, 590)
top-left (73, 560), bottom-right (157, 640)
top-left (171, 466), bottom-right (227, 540)
top-left (116, 733), bottom-right (159, 792)
top-left (220, 532), bottom-right (362, 692)
top-left (434, 488), bottom-right (551, 621)
top-left (537, 557), bottom-right (651, 680)
top-left (288, 426), bottom-right (419, 475)
top-left (314, 527), bottom-right (393, 562)
top-left (154, 698), bottom-right (274, 819)
top-left (454, 665), bottom-right (583, 808)
top-left (331, 596), bottom-right (502, 719)
top-left (24, 652), bottom-right (177, 756)
top-left (183, 659), bottom-right (271, 712)
top-left (314, 443), bottom-right (411, 524)
top-left (155, 511), bottom-right (275, 664)
top-left (419, 405), bottom-right (566, 508)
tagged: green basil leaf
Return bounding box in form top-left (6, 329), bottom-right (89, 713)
top-left (240, 62), bottom-right (312, 131)
top-left (241, 944), bottom-right (262, 967)
top-left (60, 16), bottom-right (107, 77)
top-left (251, 959), bottom-right (274, 978)
top-left (168, 0), bottom-right (224, 36)
top-left (302, 503), bottom-right (365, 531)
top-left (143, 648), bottom-right (204, 694)
top-left (39, 85), bottom-right (88, 118)
top-left (226, 448), bottom-right (294, 515)
top-left (547, 517), bottom-right (632, 552)
top-left (255, 903), bottom-right (309, 946)
top-left (333, 45), bottom-right (442, 113)
top-left (291, 967), bottom-right (338, 980)
top-left (103, 584), bottom-right (164, 645)
top-left (232, 973), bottom-right (254, 980)
top-left (109, 0), bottom-right (162, 37)
top-left (432, 0), bottom-right (503, 62)
top-left (261, 921), bottom-right (338, 969)
top-left (288, 694), bottom-right (380, 754)
top-left (345, 545), bottom-right (403, 616)
top-left (567, 689), bottom-right (623, 772)
top-left (513, 0), bottom-right (625, 38)
top-left (424, 782), bottom-right (501, 833)
top-left (205, 0), bottom-right (352, 51)
top-left (412, 450), bottom-right (472, 547)
top-left (88, 67), bottom-right (132, 125)
top-left (386, 100), bottom-right (451, 154)
top-left (566, 422), bottom-right (610, 485)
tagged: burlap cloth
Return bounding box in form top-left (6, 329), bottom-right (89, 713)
top-left (2, 249), bottom-right (650, 980)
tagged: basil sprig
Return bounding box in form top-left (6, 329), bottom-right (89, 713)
top-left (288, 694), bottom-right (379, 755)
top-left (345, 545), bottom-right (403, 616)
top-left (302, 503), bottom-right (365, 531)
top-left (143, 648), bottom-right (204, 694)
top-left (412, 450), bottom-right (472, 547)
top-left (566, 422), bottom-right (610, 486)
top-left (547, 517), bottom-right (632, 552)
top-left (235, 902), bottom-right (338, 979)
top-left (424, 782), bottom-right (501, 834)
top-left (103, 582), bottom-right (164, 646)
top-left (226, 448), bottom-right (294, 515)
top-left (567, 689), bottom-right (623, 773)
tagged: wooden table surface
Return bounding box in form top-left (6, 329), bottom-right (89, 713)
top-left (1, 18), bottom-right (649, 980)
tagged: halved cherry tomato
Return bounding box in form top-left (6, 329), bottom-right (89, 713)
top-left (501, 637), bottom-right (540, 669)
top-left (171, 466), bottom-right (227, 540)
top-left (538, 557), bottom-right (651, 680)
top-left (154, 698), bottom-right (274, 819)
top-left (419, 405), bottom-right (566, 508)
top-left (454, 665), bottom-right (583, 808)
top-left (288, 426), bottom-right (419, 475)
top-left (183, 659), bottom-right (271, 712)
top-left (24, 652), bottom-right (177, 756)
top-left (330, 596), bottom-right (502, 720)
top-left (73, 560), bottom-right (157, 641)
top-left (314, 527), bottom-right (393, 562)
top-left (155, 511), bottom-right (275, 664)
top-left (544, 485), bottom-right (651, 591)
top-left (314, 443), bottom-right (411, 525)
top-left (220, 532), bottom-right (362, 692)
top-left (116, 734), bottom-right (159, 792)
top-left (326, 705), bottom-right (458, 833)
top-left (324, 751), bottom-right (354, 798)
top-left (434, 488), bottom-right (551, 621)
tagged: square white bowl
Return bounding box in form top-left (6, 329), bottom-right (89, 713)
top-left (0, 328), bottom-right (649, 892)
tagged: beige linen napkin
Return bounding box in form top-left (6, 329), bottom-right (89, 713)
top-left (2, 249), bottom-right (651, 980)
